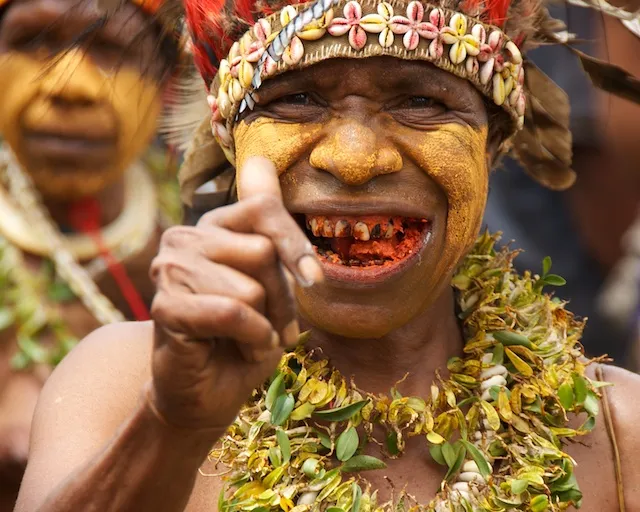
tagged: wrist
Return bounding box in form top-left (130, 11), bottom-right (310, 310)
top-left (141, 382), bottom-right (225, 459)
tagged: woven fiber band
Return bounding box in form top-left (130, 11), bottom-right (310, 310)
top-left (207, 0), bottom-right (525, 163)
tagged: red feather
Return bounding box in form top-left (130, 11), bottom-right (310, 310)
top-left (484, 0), bottom-right (510, 26)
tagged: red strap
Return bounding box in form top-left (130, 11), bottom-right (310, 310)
top-left (67, 198), bottom-right (150, 321)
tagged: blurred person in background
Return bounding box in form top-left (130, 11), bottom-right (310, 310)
top-left (0, 0), bottom-right (182, 508)
top-left (485, 5), bottom-right (640, 369)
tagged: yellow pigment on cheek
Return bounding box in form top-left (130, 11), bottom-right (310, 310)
top-left (392, 123), bottom-right (489, 275)
top-left (0, 51), bottom-right (161, 199)
top-left (233, 118), bottom-right (323, 198)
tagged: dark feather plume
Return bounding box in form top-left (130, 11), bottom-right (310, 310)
top-left (572, 47), bottom-right (640, 105)
top-left (511, 61), bottom-right (576, 190)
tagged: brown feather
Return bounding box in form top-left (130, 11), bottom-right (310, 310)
top-left (572, 48), bottom-right (640, 105)
top-left (511, 61), bottom-right (576, 190)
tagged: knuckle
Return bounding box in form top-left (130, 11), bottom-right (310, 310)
top-left (248, 194), bottom-right (282, 216)
top-left (252, 236), bottom-right (277, 266)
top-left (150, 292), bottom-right (176, 324)
top-left (213, 297), bottom-right (245, 326)
top-left (241, 282), bottom-right (266, 309)
top-left (160, 226), bottom-right (199, 249)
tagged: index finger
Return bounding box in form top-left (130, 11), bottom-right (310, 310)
top-left (201, 156), bottom-right (324, 287)
top-left (237, 156), bottom-right (283, 201)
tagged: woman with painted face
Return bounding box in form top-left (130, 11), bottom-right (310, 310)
top-left (12, 0), bottom-right (640, 510)
top-left (0, 0), bottom-right (182, 507)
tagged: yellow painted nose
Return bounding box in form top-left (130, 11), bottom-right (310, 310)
top-left (310, 119), bottom-right (402, 186)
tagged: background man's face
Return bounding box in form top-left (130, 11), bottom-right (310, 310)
top-left (0, 0), bottom-right (166, 200)
top-left (232, 57), bottom-right (496, 338)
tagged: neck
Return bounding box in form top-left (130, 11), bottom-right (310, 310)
top-left (44, 175), bottom-right (127, 230)
top-left (303, 286), bottom-right (463, 397)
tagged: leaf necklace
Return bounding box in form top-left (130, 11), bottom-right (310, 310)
top-left (213, 232), bottom-right (605, 512)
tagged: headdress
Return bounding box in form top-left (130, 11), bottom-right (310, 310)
top-left (166, 0), bottom-right (640, 206)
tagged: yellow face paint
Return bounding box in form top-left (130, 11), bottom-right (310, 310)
top-left (233, 112), bottom-right (490, 337)
top-left (234, 117), bottom-right (324, 197)
top-left (0, 50), bottom-right (162, 200)
top-left (392, 122), bottom-right (489, 280)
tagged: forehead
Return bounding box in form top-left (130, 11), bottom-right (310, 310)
top-left (0, 0), bottom-right (150, 40)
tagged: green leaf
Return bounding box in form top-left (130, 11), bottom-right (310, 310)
top-left (580, 416), bottom-right (596, 432)
top-left (266, 373), bottom-right (285, 411)
top-left (530, 494), bottom-right (549, 512)
top-left (0, 308), bottom-right (15, 331)
top-left (542, 256), bottom-right (552, 277)
top-left (441, 442), bottom-right (457, 468)
top-left (17, 336), bottom-right (48, 364)
top-left (511, 479), bottom-right (528, 495)
top-left (351, 483), bottom-right (362, 512)
top-left (276, 429), bottom-right (291, 464)
top-left (327, 508), bottom-right (345, 512)
top-left (544, 274), bottom-right (566, 286)
top-left (386, 431), bottom-right (399, 456)
top-left (491, 343), bottom-right (504, 365)
top-left (572, 374), bottom-right (588, 406)
top-left (444, 443), bottom-right (466, 481)
top-left (558, 382), bottom-right (574, 410)
top-left (336, 427), bottom-right (359, 462)
top-left (390, 388), bottom-right (402, 400)
top-left (493, 331), bottom-right (534, 349)
top-left (313, 400), bottom-right (369, 422)
top-left (342, 455), bottom-right (387, 472)
top-left (47, 280), bottom-right (76, 302)
top-left (271, 393), bottom-right (294, 426)
top-left (459, 440), bottom-right (491, 478)
top-left (316, 429), bottom-right (332, 450)
top-left (268, 446), bottom-right (282, 467)
top-left (10, 351), bottom-right (30, 370)
top-left (584, 391), bottom-right (599, 417)
top-left (429, 444), bottom-right (446, 465)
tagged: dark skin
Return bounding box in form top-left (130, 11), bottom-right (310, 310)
top-left (0, 0), bottom-right (171, 508)
top-left (14, 58), bottom-right (640, 512)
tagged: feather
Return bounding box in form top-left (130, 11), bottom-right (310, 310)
top-left (484, 0), bottom-right (511, 26)
top-left (159, 63), bottom-right (210, 150)
top-left (565, 0), bottom-right (638, 21)
top-left (571, 48), bottom-right (640, 105)
top-left (511, 61), bottom-right (576, 190)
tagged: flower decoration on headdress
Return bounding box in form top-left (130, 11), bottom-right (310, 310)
top-left (172, 0), bottom-right (640, 205)
top-left (389, 1), bottom-right (440, 51)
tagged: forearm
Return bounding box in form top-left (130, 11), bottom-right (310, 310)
top-left (37, 386), bottom-right (221, 512)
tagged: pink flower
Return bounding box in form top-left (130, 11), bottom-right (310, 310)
top-left (328, 1), bottom-right (368, 50)
top-left (478, 30), bottom-right (505, 85)
top-left (389, 1), bottom-right (439, 51)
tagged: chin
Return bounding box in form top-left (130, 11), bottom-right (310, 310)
top-left (28, 165), bottom-right (124, 201)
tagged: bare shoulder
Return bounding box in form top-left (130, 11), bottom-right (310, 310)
top-left (597, 364), bottom-right (640, 509)
top-left (15, 321), bottom-right (154, 511)
top-left (35, 320), bottom-right (154, 422)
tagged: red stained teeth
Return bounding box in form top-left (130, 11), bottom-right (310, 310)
top-left (335, 220), bottom-right (351, 237)
top-left (305, 215), bottom-right (421, 241)
top-left (353, 222), bottom-right (370, 241)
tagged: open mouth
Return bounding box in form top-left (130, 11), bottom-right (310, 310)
top-left (297, 214), bottom-right (432, 282)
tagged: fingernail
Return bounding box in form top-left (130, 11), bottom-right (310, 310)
top-left (282, 320), bottom-right (300, 348)
top-left (297, 255), bottom-right (324, 287)
top-left (270, 331), bottom-right (281, 349)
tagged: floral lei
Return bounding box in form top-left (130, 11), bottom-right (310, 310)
top-left (213, 232), bottom-right (606, 512)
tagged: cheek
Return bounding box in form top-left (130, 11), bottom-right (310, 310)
top-left (393, 124), bottom-right (489, 269)
top-left (108, 69), bottom-right (162, 167)
top-left (233, 118), bottom-right (323, 198)
top-left (0, 53), bottom-right (43, 147)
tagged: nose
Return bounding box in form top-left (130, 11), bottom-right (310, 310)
top-left (40, 49), bottom-right (103, 106)
top-left (309, 119), bottom-right (402, 186)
